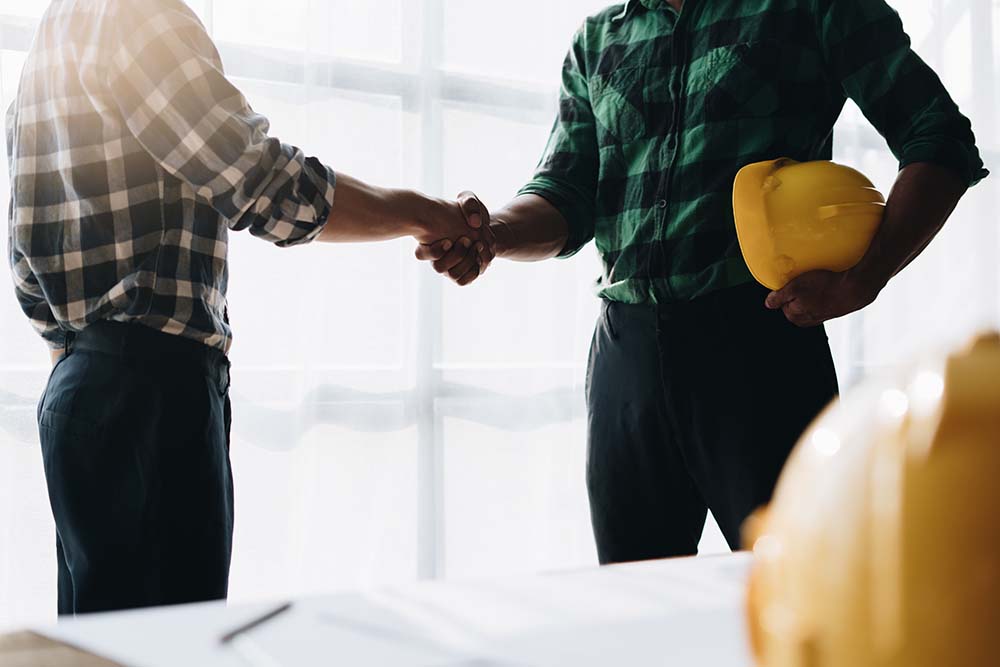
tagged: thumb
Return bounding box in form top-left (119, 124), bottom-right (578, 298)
top-left (765, 281), bottom-right (797, 310)
top-left (456, 191), bottom-right (488, 229)
top-left (415, 239), bottom-right (453, 261)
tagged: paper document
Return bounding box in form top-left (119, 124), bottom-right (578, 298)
top-left (37, 554), bottom-right (754, 667)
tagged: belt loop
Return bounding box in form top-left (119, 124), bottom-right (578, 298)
top-left (63, 330), bottom-right (76, 357)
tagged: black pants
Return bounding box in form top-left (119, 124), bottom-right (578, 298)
top-left (585, 283), bottom-right (838, 564)
top-left (37, 321), bottom-right (234, 615)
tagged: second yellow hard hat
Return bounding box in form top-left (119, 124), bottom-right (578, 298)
top-left (733, 159), bottom-right (886, 290)
top-left (744, 332), bottom-right (1000, 667)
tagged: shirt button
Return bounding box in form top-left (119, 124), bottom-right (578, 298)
top-left (656, 200), bottom-right (668, 209)
top-left (667, 136), bottom-right (677, 150)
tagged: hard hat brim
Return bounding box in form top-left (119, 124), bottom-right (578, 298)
top-left (733, 159), bottom-right (790, 291)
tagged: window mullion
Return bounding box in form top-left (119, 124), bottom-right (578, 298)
top-left (414, 0), bottom-right (446, 583)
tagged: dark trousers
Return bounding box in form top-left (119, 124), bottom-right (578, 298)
top-left (37, 321), bottom-right (234, 615)
top-left (585, 283), bottom-right (838, 564)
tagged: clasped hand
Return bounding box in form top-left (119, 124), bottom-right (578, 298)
top-left (414, 191), bottom-right (495, 287)
top-left (765, 268), bottom-right (882, 327)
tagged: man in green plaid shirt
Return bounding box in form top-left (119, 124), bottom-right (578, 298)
top-left (420, 0), bottom-right (987, 562)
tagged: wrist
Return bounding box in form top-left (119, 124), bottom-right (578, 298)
top-left (845, 261), bottom-right (889, 299)
top-left (847, 233), bottom-right (895, 292)
top-left (490, 219), bottom-right (515, 257)
top-left (395, 190), bottom-right (439, 238)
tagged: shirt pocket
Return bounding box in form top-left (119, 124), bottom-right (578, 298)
top-left (698, 40), bottom-right (783, 120)
top-left (589, 65), bottom-right (649, 146)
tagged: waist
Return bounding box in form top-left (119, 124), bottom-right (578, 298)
top-left (595, 261), bottom-right (756, 305)
top-left (67, 320), bottom-right (230, 388)
top-left (605, 281), bottom-right (772, 320)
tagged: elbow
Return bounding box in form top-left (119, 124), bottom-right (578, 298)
top-left (226, 154), bottom-right (337, 247)
top-left (235, 209), bottom-right (329, 248)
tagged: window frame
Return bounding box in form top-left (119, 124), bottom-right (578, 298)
top-left (0, 0), bottom-right (997, 584)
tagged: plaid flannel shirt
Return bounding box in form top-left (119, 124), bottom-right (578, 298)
top-left (7, 0), bottom-right (337, 352)
top-left (520, 0), bottom-right (988, 304)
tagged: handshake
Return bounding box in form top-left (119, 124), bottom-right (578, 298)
top-left (411, 191), bottom-right (499, 287)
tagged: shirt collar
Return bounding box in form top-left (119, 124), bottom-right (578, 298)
top-left (614, 0), bottom-right (667, 21)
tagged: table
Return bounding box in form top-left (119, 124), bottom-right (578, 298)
top-left (31, 554), bottom-right (754, 666)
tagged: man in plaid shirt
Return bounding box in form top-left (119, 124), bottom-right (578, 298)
top-left (7, 0), bottom-right (491, 614)
top-left (421, 0), bottom-right (987, 563)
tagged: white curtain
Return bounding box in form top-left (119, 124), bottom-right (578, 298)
top-left (1, 0), bottom-right (997, 627)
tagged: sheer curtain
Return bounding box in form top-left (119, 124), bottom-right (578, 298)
top-left (1, 0), bottom-right (997, 627)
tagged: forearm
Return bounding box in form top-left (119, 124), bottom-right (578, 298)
top-left (848, 162), bottom-right (967, 289)
top-left (490, 194), bottom-right (570, 262)
top-left (318, 172), bottom-right (429, 243)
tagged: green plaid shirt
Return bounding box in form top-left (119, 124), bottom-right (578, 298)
top-left (519, 0), bottom-right (988, 304)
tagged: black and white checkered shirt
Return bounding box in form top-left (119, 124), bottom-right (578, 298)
top-left (7, 0), bottom-right (336, 352)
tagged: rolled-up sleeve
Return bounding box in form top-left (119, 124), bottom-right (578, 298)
top-left (107, 0), bottom-right (336, 247)
top-left (518, 28), bottom-right (600, 258)
top-left (815, 0), bottom-right (988, 187)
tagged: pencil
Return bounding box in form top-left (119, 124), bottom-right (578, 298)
top-left (219, 602), bottom-right (293, 644)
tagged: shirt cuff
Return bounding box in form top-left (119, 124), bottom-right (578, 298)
top-left (899, 140), bottom-right (990, 188)
top-left (305, 161), bottom-right (338, 243)
top-left (275, 158), bottom-right (338, 248)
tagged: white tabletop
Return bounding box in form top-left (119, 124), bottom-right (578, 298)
top-left (35, 553), bottom-right (754, 666)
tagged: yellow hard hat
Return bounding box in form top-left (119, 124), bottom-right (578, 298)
top-left (733, 158), bottom-right (886, 290)
top-left (744, 333), bottom-right (1000, 667)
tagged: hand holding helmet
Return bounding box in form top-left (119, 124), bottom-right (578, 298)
top-left (734, 159), bottom-right (888, 326)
